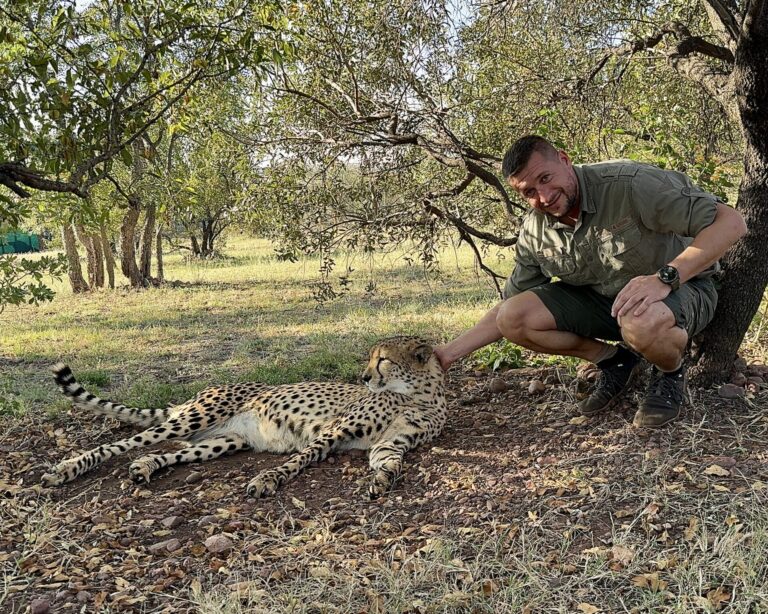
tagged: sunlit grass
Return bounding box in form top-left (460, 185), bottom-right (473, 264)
top-left (1, 235), bottom-right (503, 415)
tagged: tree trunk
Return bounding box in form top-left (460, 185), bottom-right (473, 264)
top-left (201, 220), bottom-right (213, 257)
top-left (75, 223), bottom-right (105, 288)
top-left (155, 226), bottom-right (164, 282)
top-left (119, 200), bottom-right (145, 287)
top-left (61, 224), bottom-right (90, 293)
top-left (190, 234), bottom-right (200, 256)
top-left (100, 223), bottom-right (116, 289)
top-left (692, 2), bottom-right (768, 385)
top-left (139, 202), bottom-right (156, 279)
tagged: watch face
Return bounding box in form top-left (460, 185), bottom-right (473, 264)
top-left (659, 266), bottom-right (678, 283)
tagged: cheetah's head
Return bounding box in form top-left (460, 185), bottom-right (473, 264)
top-left (362, 336), bottom-right (443, 395)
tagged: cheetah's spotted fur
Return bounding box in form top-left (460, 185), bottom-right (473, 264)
top-left (42, 337), bottom-right (447, 499)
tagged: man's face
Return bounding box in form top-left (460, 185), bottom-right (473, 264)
top-left (507, 149), bottom-right (579, 218)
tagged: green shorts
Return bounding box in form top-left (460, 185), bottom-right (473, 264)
top-left (529, 278), bottom-right (718, 341)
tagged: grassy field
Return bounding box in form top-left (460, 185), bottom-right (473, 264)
top-left (1, 236), bottom-right (507, 418)
top-left (2, 235), bottom-right (768, 613)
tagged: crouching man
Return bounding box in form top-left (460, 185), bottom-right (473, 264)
top-left (436, 136), bottom-right (746, 427)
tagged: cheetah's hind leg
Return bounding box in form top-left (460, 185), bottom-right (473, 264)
top-left (129, 434), bottom-right (249, 483)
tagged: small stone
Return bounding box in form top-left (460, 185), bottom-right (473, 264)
top-left (489, 377), bottom-right (508, 393)
top-left (528, 380), bottom-right (545, 394)
top-left (161, 516), bottom-right (184, 529)
top-left (204, 534), bottom-right (234, 554)
top-left (30, 599), bottom-right (50, 614)
top-left (185, 471), bottom-right (203, 484)
top-left (748, 376), bottom-right (764, 385)
top-left (733, 356), bottom-right (748, 371)
top-left (76, 591), bottom-right (91, 603)
top-left (718, 383), bottom-right (746, 399)
top-left (198, 515), bottom-right (220, 526)
top-left (149, 538), bottom-right (182, 554)
top-left (729, 372), bottom-right (747, 386)
top-left (707, 456), bottom-right (737, 468)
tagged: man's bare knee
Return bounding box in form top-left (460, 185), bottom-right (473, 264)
top-left (497, 293), bottom-right (556, 342)
top-left (620, 305), bottom-right (675, 352)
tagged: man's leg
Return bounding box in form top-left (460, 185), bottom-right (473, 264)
top-left (497, 289), bottom-right (642, 416)
top-left (496, 292), bottom-right (610, 362)
top-left (620, 303), bottom-right (688, 428)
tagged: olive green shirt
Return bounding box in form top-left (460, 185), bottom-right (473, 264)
top-left (503, 161), bottom-right (721, 299)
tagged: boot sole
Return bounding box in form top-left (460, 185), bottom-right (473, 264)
top-left (579, 362), bottom-right (643, 417)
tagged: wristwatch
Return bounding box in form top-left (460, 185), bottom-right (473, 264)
top-left (657, 265), bottom-right (680, 291)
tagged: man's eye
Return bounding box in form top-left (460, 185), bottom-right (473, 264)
top-left (541, 175), bottom-right (551, 183)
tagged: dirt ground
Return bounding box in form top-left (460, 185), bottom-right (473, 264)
top-left (2, 362), bottom-right (768, 613)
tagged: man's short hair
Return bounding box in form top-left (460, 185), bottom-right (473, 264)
top-left (501, 135), bottom-right (558, 179)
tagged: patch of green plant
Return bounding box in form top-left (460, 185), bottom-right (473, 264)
top-left (0, 381), bottom-right (26, 417)
top-left (76, 369), bottom-right (111, 388)
top-left (245, 349), bottom-right (363, 385)
top-left (470, 340), bottom-right (528, 371)
top-left (532, 353), bottom-right (582, 373)
top-left (121, 380), bottom-right (200, 409)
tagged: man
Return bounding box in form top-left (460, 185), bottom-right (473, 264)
top-left (435, 135), bottom-right (747, 427)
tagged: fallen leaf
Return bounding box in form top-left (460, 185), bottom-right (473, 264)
top-left (577, 604), bottom-right (600, 614)
top-left (631, 572), bottom-right (667, 592)
top-left (704, 464), bottom-right (730, 477)
top-left (707, 586), bottom-right (731, 609)
top-left (684, 517), bottom-right (699, 541)
top-left (610, 545), bottom-right (634, 567)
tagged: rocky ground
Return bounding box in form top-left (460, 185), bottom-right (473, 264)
top-left (2, 362), bottom-right (768, 613)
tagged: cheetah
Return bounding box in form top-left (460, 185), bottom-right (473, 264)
top-left (41, 337), bottom-right (447, 499)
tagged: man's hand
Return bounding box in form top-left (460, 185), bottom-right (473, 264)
top-left (432, 345), bottom-right (452, 371)
top-left (611, 274), bottom-right (672, 319)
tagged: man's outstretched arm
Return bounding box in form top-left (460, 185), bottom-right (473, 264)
top-left (434, 302), bottom-right (505, 370)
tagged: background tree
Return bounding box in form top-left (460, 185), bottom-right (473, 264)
top-left (0, 0), bottom-right (293, 291)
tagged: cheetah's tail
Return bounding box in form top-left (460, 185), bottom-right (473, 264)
top-left (51, 363), bottom-right (170, 426)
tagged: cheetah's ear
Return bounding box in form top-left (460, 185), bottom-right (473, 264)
top-left (413, 344), bottom-right (433, 364)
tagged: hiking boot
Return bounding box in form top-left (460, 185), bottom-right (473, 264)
top-left (578, 346), bottom-right (641, 416)
top-left (633, 365), bottom-right (686, 428)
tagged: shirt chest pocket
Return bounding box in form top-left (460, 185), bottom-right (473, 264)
top-left (538, 247), bottom-right (576, 279)
top-left (597, 217), bottom-right (644, 274)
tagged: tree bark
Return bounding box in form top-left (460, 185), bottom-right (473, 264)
top-left (61, 224), bottom-right (90, 293)
top-left (139, 202), bottom-right (156, 279)
top-left (119, 200), bottom-right (145, 287)
top-left (155, 226), bottom-right (164, 282)
top-left (100, 223), bottom-right (116, 289)
top-left (75, 223), bottom-right (105, 288)
top-left (692, 0), bottom-right (768, 384)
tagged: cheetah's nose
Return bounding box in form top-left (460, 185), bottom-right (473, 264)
top-left (362, 373), bottom-right (372, 383)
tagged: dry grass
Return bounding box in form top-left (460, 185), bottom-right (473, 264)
top-left (2, 235), bottom-right (768, 613)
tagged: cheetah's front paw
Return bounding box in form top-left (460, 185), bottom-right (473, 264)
top-left (129, 456), bottom-right (161, 484)
top-left (41, 459), bottom-right (80, 487)
top-left (247, 470), bottom-right (281, 498)
top-left (368, 467), bottom-right (399, 499)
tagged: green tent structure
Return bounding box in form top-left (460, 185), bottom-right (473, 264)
top-left (0, 231), bottom-right (41, 254)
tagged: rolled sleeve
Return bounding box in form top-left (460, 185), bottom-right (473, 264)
top-left (631, 167), bottom-right (719, 237)
top-left (502, 238), bottom-right (549, 300)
